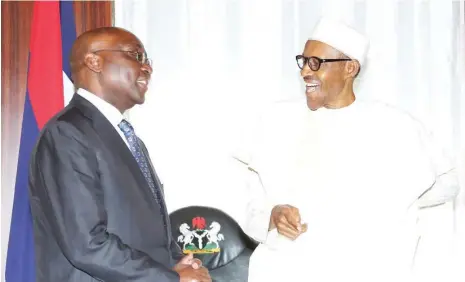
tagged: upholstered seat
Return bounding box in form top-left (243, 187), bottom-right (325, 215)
top-left (169, 206), bottom-right (258, 282)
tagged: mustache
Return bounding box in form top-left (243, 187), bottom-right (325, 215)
top-left (303, 75), bottom-right (320, 83)
top-left (137, 75), bottom-right (151, 82)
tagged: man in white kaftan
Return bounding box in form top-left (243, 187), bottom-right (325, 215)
top-left (238, 18), bottom-right (459, 282)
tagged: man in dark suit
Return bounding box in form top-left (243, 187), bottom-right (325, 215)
top-left (28, 27), bottom-right (211, 282)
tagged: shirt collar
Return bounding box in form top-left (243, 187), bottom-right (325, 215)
top-left (76, 88), bottom-right (125, 127)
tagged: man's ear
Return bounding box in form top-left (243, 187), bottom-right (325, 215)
top-left (345, 59), bottom-right (360, 79)
top-left (84, 53), bottom-right (103, 73)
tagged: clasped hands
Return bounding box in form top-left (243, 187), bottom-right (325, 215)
top-left (173, 253), bottom-right (211, 282)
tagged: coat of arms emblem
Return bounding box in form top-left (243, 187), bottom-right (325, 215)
top-left (177, 217), bottom-right (225, 254)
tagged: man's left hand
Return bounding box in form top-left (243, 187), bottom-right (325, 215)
top-left (174, 253), bottom-right (203, 271)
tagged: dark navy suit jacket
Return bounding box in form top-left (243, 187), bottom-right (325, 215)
top-left (29, 94), bottom-right (183, 281)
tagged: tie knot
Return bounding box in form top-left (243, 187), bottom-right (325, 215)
top-left (118, 119), bottom-right (134, 134)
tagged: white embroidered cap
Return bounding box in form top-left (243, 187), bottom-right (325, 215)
top-left (310, 17), bottom-right (369, 66)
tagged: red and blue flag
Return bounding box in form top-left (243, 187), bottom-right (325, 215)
top-left (5, 1), bottom-right (76, 281)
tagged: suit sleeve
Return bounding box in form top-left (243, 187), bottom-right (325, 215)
top-left (30, 122), bottom-right (179, 282)
top-left (170, 238), bottom-right (184, 262)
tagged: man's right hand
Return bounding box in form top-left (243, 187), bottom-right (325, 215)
top-left (269, 204), bottom-right (308, 240)
top-left (175, 264), bottom-right (211, 282)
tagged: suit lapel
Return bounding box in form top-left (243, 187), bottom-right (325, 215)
top-left (70, 95), bottom-right (158, 207)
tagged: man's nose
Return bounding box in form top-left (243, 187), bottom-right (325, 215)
top-left (300, 64), bottom-right (314, 78)
top-left (141, 63), bottom-right (152, 75)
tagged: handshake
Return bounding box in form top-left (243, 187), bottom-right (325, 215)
top-left (173, 253), bottom-right (212, 282)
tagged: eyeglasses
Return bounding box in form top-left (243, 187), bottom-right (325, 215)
top-left (295, 55), bottom-right (351, 71)
top-left (93, 49), bottom-right (152, 66)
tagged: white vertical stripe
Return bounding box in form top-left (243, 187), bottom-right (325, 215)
top-left (132, 0), bottom-right (148, 46)
top-left (62, 72), bottom-right (74, 106)
top-left (429, 0), bottom-right (454, 154)
top-left (364, 0), bottom-right (397, 105)
top-left (114, 0), bottom-right (125, 28)
top-left (459, 0), bottom-right (465, 146)
top-left (239, 0), bottom-right (283, 103)
top-left (321, 0), bottom-right (355, 24)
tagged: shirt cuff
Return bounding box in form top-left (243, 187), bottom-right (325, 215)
top-left (246, 203), bottom-right (275, 244)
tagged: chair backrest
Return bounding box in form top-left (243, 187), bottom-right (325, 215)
top-left (169, 206), bottom-right (257, 270)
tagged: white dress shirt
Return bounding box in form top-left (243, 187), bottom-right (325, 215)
top-left (76, 88), bottom-right (130, 148)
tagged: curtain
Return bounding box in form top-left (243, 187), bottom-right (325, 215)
top-left (114, 0), bottom-right (465, 229)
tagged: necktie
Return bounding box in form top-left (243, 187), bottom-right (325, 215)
top-left (118, 119), bottom-right (167, 227)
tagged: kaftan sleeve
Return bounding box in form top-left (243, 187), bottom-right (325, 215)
top-left (409, 119), bottom-right (460, 281)
top-left (232, 108), bottom-right (276, 244)
top-left (414, 121), bottom-right (459, 208)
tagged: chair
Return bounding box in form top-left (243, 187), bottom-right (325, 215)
top-left (169, 206), bottom-right (258, 282)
